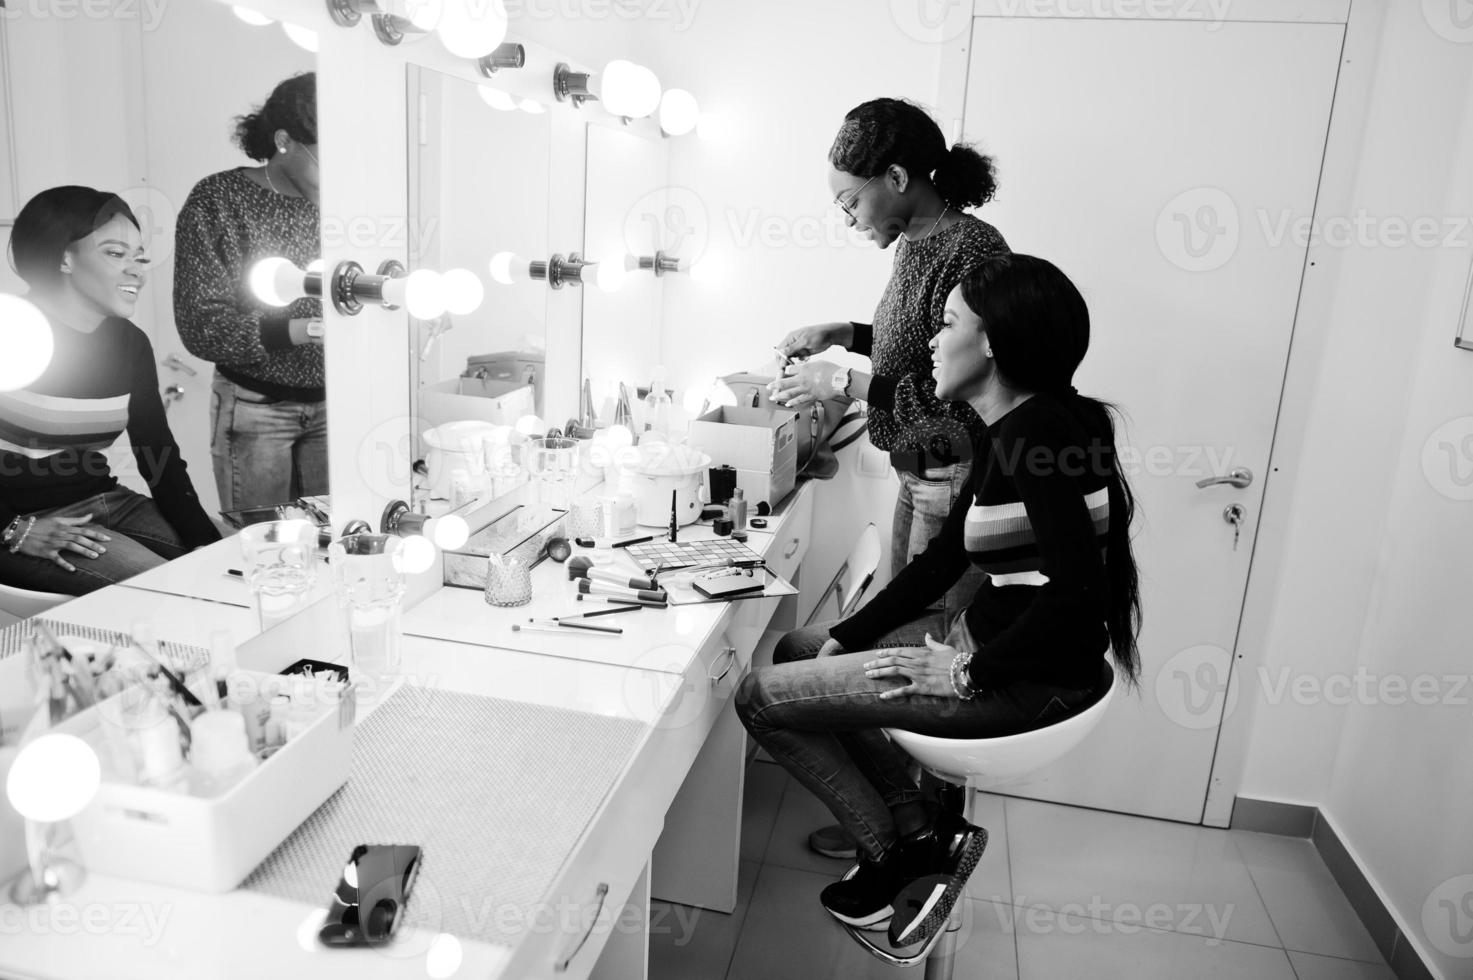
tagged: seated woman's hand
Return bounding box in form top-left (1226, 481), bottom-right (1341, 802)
top-left (17, 514), bottom-right (111, 573)
top-left (864, 633), bottom-right (962, 700)
top-left (769, 359), bottom-right (841, 409)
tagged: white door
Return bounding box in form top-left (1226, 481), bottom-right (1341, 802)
top-left (960, 14), bottom-right (1344, 822)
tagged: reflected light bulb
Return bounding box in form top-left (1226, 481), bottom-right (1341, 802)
top-left (249, 256), bottom-right (306, 307)
top-left (478, 86), bottom-right (517, 111)
top-left (605, 424), bottom-right (634, 450)
top-left (515, 415), bottom-right (545, 436)
top-left (519, 98), bottom-right (545, 114)
top-left (436, 0), bottom-right (508, 58)
top-left (232, 6), bottom-right (273, 26)
top-left (489, 252), bottom-right (527, 286)
top-left (591, 259), bottom-right (628, 293)
top-left (0, 295), bottom-right (54, 392)
top-left (401, 535), bottom-right (437, 575)
top-left (658, 89), bottom-right (700, 136)
top-left (281, 22), bottom-right (318, 52)
top-left (598, 60), bottom-right (661, 119)
top-left (6, 733), bottom-right (100, 823)
top-left (403, 269), bottom-right (447, 320)
top-left (426, 933), bottom-right (464, 980)
top-left (441, 268), bottom-right (484, 315)
top-left (681, 387), bottom-right (706, 415)
top-left (429, 514), bottom-right (470, 550)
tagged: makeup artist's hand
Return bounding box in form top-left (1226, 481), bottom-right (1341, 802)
top-left (17, 515), bottom-right (112, 572)
top-left (769, 359), bottom-right (840, 409)
top-left (775, 322), bottom-right (851, 361)
top-left (864, 634), bottom-right (959, 700)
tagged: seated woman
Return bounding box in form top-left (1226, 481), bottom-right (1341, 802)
top-left (0, 186), bottom-right (221, 595)
top-left (736, 253), bottom-right (1141, 952)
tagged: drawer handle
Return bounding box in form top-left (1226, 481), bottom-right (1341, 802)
top-left (783, 537), bottom-right (801, 560)
top-left (553, 881), bottom-right (609, 973)
top-left (710, 646), bottom-right (738, 686)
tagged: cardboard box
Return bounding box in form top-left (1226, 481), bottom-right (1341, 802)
top-left (687, 406), bottom-right (798, 511)
top-left (418, 376), bottom-right (536, 430)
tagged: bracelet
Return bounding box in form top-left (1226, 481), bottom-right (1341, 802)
top-left (949, 651), bottom-right (976, 701)
top-left (8, 516), bottom-right (35, 555)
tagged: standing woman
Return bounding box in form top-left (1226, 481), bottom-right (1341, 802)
top-left (774, 97), bottom-right (1008, 638)
top-left (0, 187), bottom-right (220, 595)
top-left (174, 72), bottom-right (324, 512)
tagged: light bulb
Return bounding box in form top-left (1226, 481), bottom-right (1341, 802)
top-left (605, 424), bottom-right (634, 449)
top-left (249, 256), bottom-right (307, 307)
top-left (478, 86), bottom-right (517, 111)
top-left (441, 268), bottom-right (484, 315)
top-left (709, 379), bottom-right (738, 408)
top-left (591, 259), bottom-right (628, 293)
top-left (232, 6), bottom-right (273, 25)
top-left (0, 295), bottom-right (54, 392)
top-left (515, 415), bottom-right (545, 436)
top-left (306, 258), bottom-right (324, 274)
top-left (658, 89), bottom-right (700, 136)
top-left (6, 733), bottom-right (100, 823)
top-left (401, 535), bottom-right (437, 575)
top-left (489, 252), bottom-right (528, 286)
top-left (519, 99), bottom-right (545, 114)
top-left (426, 933), bottom-right (464, 980)
top-left (429, 514), bottom-right (470, 550)
top-left (282, 22), bottom-right (319, 52)
top-left (403, 269), bottom-right (447, 319)
top-left (436, 0), bottom-right (508, 59)
top-left (681, 387), bottom-right (706, 415)
top-left (598, 60), bottom-right (661, 119)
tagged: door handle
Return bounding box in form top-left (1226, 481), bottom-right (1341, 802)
top-left (161, 353), bottom-right (197, 377)
top-left (1195, 467), bottom-right (1253, 490)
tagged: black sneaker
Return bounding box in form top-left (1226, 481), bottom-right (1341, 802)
top-left (886, 817), bottom-right (989, 948)
top-left (819, 858), bottom-right (897, 930)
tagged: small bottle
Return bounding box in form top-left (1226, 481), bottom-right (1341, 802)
top-left (202, 631), bottom-right (236, 710)
top-left (135, 694), bottom-right (187, 790)
top-left (730, 488), bottom-right (747, 532)
top-left (263, 695), bottom-right (291, 755)
top-left (188, 710), bottom-right (259, 796)
top-left (228, 674), bottom-right (272, 756)
top-left (450, 468), bottom-right (474, 509)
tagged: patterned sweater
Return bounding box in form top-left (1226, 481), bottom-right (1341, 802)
top-left (0, 316), bottom-right (221, 548)
top-left (850, 213), bottom-right (1009, 458)
top-left (829, 393), bottom-right (1114, 690)
top-left (174, 169), bottom-right (323, 402)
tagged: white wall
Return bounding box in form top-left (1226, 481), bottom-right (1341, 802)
top-left (1236, 1), bottom-right (1473, 972)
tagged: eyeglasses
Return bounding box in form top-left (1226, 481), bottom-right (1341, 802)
top-left (834, 174), bottom-right (878, 219)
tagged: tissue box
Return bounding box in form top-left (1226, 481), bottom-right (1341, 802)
top-left (60, 671), bottom-right (356, 893)
top-left (687, 406), bottom-right (798, 511)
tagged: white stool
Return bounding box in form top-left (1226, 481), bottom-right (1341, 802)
top-left (0, 583), bottom-right (69, 628)
top-left (844, 659), bottom-right (1118, 976)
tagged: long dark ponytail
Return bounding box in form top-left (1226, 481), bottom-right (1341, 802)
top-left (959, 254), bottom-right (1143, 687)
top-left (828, 98), bottom-right (997, 208)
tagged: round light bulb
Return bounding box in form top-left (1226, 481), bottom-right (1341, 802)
top-left (6, 733), bottom-right (100, 823)
top-left (598, 60), bottom-right (661, 119)
top-left (306, 258), bottom-right (324, 274)
top-left (658, 89), bottom-right (700, 136)
top-left (232, 6), bottom-right (273, 26)
top-left (248, 256), bottom-right (303, 307)
top-left (426, 933), bottom-right (464, 980)
top-left (430, 514), bottom-right (470, 550)
top-left (519, 98), bottom-right (545, 114)
top-left (0, 295), bottom-right (54, 392)
top-left (605, 424), bottom-right (634, 450)
top-left (403, 269), bottom-right (447, 320)
top-left (281, 22), bottom-right (319, 52)
top-left (592, 260), bottom-right (628, 293)
top-left (441, 268), bottom-right (484, 316)
top-left (477, 86), bottom-right (516, 111)
top-left (515, 415), bottom-right (545, 437)
top-left (488, 252), bottom-right (525, 286)
top-left (436, 0), bottom-right (508, 58)
top-left (401, 535), bottom-right (437, 575)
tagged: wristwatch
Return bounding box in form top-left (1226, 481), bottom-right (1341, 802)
top-left (830, 366), bottom-right (852, 398)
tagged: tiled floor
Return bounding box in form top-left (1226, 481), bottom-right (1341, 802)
top-left (648, 759), bottom-right (1396, 980)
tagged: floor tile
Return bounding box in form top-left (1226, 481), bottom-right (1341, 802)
top-left (762, 776), bottom-right (857, 877)
top-left (1230, 831), bottom-right (1386, 963)
top-left (726, 863), bottom-right (1018, 980)
top-left (742, 761), bottom-right (787, 864)
top-left (1286, 950), bottom-right (1397, 980)
top-left (1014, 907), bottom-right (1296, 980)
top-left (1005, 797), bottom-right (1280, 948)
top-left (649, 860), bottom-right (761, 980)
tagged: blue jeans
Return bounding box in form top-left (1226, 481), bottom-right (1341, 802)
top-left (211, 374), bottom-right (328, 512)
top-left (736, 616), bottom-right (1098, 863)
top-left (0, 489), bottom-right (187, 595)
top-left (893, 463), bottom-right (987, 624)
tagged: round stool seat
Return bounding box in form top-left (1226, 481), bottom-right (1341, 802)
top-left (0, 582), bottom-right (70, 624)
top-left (886, 659), bottom-right (1116, 787)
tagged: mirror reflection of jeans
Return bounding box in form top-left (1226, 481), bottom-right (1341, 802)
top-left (0, 489), bottom-right (187, 596)
top-left (894, 462), bottom-right (988, 622)
top-left (211, 374), bottom-right (327, 512)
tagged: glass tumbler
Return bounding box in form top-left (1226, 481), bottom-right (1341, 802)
top-left (328, 534), bottom-right (407, 677)
top-left (484, 554), bottom-right (533, 607)
top-left (522, 436), bottom-right (579, 512)
top-left (239, 519), bottom-right (319, 631)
